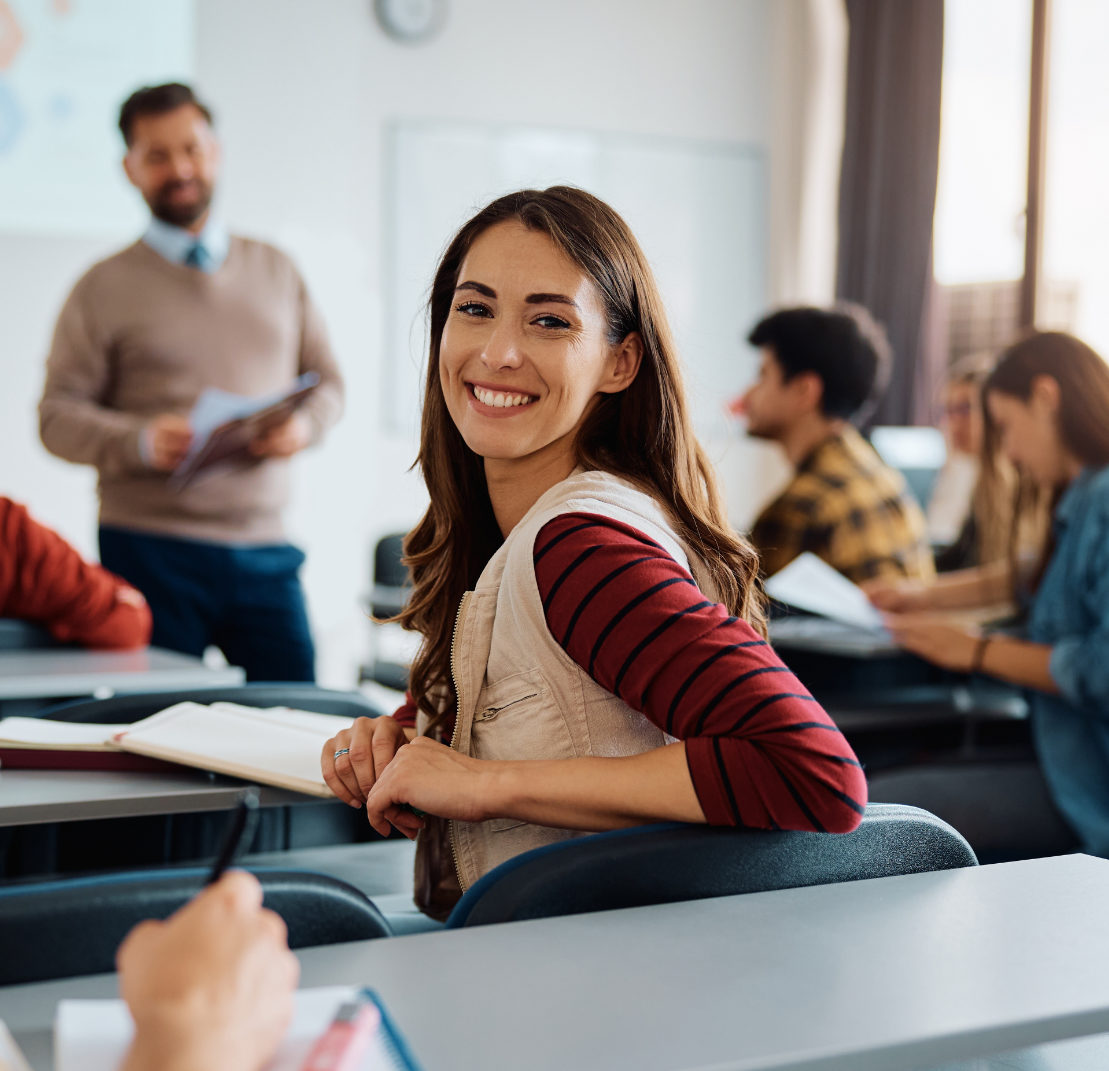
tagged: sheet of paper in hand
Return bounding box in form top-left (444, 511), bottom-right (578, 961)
top-left (168, 371), bottom-right (319, 491)
top-left (764, 552), bottom-right (886, 631)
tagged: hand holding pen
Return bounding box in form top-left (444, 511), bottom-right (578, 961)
top-left (207, 786), bottom-right (261, 885)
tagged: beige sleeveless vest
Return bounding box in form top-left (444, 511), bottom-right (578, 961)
top-left (414, 470), bottom-right (722, 917)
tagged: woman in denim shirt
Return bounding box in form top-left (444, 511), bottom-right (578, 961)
top-left (866, 332), bottom-right (1109, 858)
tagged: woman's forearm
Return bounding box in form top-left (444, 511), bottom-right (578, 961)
top-left (929, 561), bottom-right (1012, 609)
top-left (980, 636), bottom-right (1059, 694)
top-left (488, 742), bottom-right (706, 831)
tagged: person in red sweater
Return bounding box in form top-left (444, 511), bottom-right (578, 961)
top-left (0, 497), bottom-right (151, 649)
top-left (321, 188), bottom-right (867, 915)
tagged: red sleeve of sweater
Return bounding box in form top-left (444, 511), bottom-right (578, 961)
top-left (392, 692), bottom-right (418, 728)
top-left (534, 512), bottom-right (867, 833)
top-left (0, 498), bottom-right (152, 650)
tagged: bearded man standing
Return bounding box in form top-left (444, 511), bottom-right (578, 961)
top-left (39, 83), bottom-right (343, 681)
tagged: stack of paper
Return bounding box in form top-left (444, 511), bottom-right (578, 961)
top-left (55, 987), bottom-right (422, 1070)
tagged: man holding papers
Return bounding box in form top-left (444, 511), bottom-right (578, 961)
top-left (735, 304), bottom-right (932, 584)
top-left (39, 83), bottom-right (343, 681)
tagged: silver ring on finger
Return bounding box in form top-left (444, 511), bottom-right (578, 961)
top-left (333, 747), bottom-right (351, 759)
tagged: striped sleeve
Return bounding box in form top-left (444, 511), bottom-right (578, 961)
top-left (392, 692), bottom-right (418, 729)
top-left (534, 512), bottom-right (867, 833)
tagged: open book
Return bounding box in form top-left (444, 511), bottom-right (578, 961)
top-left (56, 987), bottom-right (422, 1071)
top-left (168, 371), bottom-right (320, 491)
top-left (0, 702), bottom-right (355, 796)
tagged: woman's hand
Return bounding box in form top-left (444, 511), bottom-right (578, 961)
top-left (365, 737), bottom-right (500, 838)
top-left (862, 576), bottom-right (935, 613)
top-left (885, 614), bottom-right (980, 672)
top-left (321, 715), bottom-right (411, 810)
top-left (118, 872), bottom-right (299, 1071)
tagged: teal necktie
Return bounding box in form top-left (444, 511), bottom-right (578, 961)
top-left (184, 242), bottom-right (210, 271)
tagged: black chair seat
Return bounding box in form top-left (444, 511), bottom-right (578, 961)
top-left (0, 866), bottom-right (392, 985)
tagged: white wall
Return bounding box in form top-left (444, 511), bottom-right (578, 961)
top-left (0, 0), bottom-right (841, 686)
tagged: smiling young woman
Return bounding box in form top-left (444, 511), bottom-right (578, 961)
top-left (322, 187), bottom-right (867, 919)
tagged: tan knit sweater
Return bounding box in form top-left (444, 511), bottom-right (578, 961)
top-left (39, 237), bottom-right (343, 544)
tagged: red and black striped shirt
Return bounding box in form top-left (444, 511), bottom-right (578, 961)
top-left (395, 512), bottom-right (867, 833)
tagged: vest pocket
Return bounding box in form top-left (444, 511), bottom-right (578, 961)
top-left (470, 667), bottom-right (571, 831)
top-left (474, 690), bottom-right (540, 723)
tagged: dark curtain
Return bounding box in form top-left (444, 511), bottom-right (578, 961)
top-left (836, 0), bottom-right (945, 426)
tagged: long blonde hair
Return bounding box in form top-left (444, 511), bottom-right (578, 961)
top-left (398, 186), bottom-right (765, 727)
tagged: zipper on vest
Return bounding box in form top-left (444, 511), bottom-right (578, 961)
top-left (475, 693), bottom-right (539, 722)
top-left (447, 591), bottom-right (472, 891)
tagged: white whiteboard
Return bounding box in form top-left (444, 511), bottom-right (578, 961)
top-left (384, 121), bottom-right (766, 442)
top-left (0, 0), bottom-right (194, 236)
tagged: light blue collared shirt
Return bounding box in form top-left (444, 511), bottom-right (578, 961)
top-left (1025, 464), bottom-right (1109, 855)
top-left (142, 216), bottom-right (230, 272)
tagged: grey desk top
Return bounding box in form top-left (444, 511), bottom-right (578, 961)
top-left (770, 615), bottom-right (902, 657)
top-left (768, 617), bottom-right (1029, 731)
top-left (5, 854), bottom-right (1109, 1071)
top-left (0, 769), bottom-right (305, 827)
top-left (0, 646), bottom-right (244, 700)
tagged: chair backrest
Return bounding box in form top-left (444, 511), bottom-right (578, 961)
top-left (446, 803), bottom-right (977, 928)
top-left (37, 683), bottom-right (386, 724)
top-left (0, 618), bottom-right (60, 650)
top-left (0, 867), bottom-right (392, 985)
top-left (370, 532), bottom-right (411, 617)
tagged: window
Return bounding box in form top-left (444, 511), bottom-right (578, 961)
top-left (933, 0), bottom-right (1107, 364)
top-left (1040, 0), bottom-right (1109, 356)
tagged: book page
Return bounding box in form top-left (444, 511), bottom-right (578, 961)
top-left (764, 552), bottom-right (886, 630)
top-left (218, 704), bottom-right (360, 736)
top-left (0, 718), bottom-right (122, 751)
top-left (116, 703), bottom-right (355, 797)
top-left (56, 987), bottom-right (354, 1071)
top-left (56, 988), bottom-right (419, 1071)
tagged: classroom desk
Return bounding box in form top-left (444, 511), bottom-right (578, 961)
top-left (6, 854), bottom-right (1109, 1071)
top-left (769, 616), bottom-right (1028, 734)
top-left (0, 768), bottom-right (304, 828)
top-left (0, 646), bottom-right (244, 702)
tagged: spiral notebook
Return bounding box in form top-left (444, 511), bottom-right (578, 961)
top-left (55, 986), bottom-right (421, 1071)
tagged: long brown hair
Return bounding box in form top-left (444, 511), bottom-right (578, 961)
top-left (942, 352), bottom-right (1022, 565)
top-left (983, 330), bottom-right (1109, 591)
top-left (397, 186), bottom-right (766, 726)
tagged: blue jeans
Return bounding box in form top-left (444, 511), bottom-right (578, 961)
top-left (99, 527), bottom-right (315, 682)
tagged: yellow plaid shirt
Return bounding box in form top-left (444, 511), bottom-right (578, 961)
top-left (750, 426), bottom-right (935, 584)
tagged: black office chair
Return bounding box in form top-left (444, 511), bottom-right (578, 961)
top-left (359, 532), bottom-right (413, 692)
top-left (445, 803), bottom-right (977, 928)
top-left (37, 682), bottom-right (387, 723)
top-left (0, 867), bottom-right (392, 985)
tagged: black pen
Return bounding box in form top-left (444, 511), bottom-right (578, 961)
top-left (206, 787), bottom-right (261, 885)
